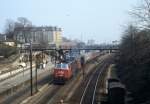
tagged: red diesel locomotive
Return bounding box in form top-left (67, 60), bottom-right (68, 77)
top-left (53, 52), bottom-right (100, 84)
top-left (53, 63), bottom-right (73, 84)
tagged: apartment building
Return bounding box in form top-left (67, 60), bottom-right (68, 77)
top-left (14, 26), bottom-right (62, 47)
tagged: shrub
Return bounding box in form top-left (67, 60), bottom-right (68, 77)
top-left (0, 44), bottom-right (18, 58)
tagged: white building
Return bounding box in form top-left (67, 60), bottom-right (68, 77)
top-left (14, 26), bottom-right (62, 47)
top-left (0, 34), bottom-right (6, 41)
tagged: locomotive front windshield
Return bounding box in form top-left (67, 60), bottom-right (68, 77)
top-left (56, 63), bottom-right (69, 69)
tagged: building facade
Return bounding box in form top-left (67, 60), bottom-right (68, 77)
top-left (87, 39), bottom-right (95, 46)
top-left (0, 34), bottom-right (6, 41)
top-left (14, 26), bottom-right (62, 47)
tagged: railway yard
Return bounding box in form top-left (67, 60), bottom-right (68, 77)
top-left (1, 1), bottom-right (149, 103)
top-left (0, 51), bottom-right (119, 104)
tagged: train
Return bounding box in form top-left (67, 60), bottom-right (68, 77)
top-left (53, 62), bottom-right (77, 84)
top-left (53, 51), bottom-right (101, 84)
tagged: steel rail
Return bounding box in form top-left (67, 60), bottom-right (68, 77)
top-left (79, 61), bottom-right (106, 104)
top-left (92, 64), bottom-right (107, 104)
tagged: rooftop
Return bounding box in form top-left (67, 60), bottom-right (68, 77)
top-left (14, 26), bottom-right (62, 31)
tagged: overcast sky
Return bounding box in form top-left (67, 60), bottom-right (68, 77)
top-left (0, 0), bottom-right (139, 43)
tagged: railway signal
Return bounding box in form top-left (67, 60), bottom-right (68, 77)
top-left (80, 56), bottom-right (85, 79)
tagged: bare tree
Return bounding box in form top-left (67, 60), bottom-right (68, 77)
top-left (131, 0), bottom-right (150, 29)
top-left (4, 19), bottom-right (15, 39)
top-left (15, 17), bottom-right (32, 43)
top-left (120, 24), bottom-right (138, 65)
top-left (15, 17), bottom-right (32, 28)
top-left (119, 24), bottom-right (150, 102)
top-left (4, 17), bottom-right (32, 41)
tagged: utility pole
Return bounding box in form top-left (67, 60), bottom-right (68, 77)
top-left (55, 48), bottom-right (56, 66)
top-left (29, 41), bottom-right (33, 96)
top-left (35, 55), bottom-right (38, 93)
top-left (42, 50), bottom-right (44, 69)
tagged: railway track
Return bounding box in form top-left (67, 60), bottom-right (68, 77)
top-left (23, 54), bottom-right (105, 104)
top-left (68, 55), bottom-right (111, 104)
top-left (0, 69), bottom-right (52, 104)
top-left (79, 62), bottom-right (108, 104)
top-left (1, 54), bottom-right (110, 104)
top-left (27, 84), bottom-right (61, 104)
